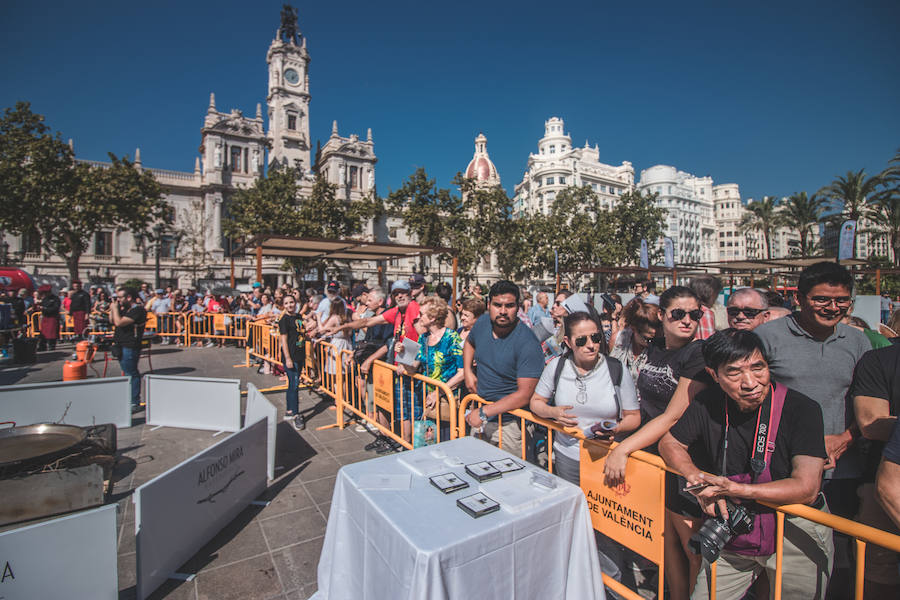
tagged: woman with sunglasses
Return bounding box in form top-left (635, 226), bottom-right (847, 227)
top-left (609, 297), bottom-right (661, 381)
top-left (604, 286), bottom-right (712, 600)
top-left (530, 311), bottom-right (640, 585)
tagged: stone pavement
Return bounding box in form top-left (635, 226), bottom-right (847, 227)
top-left (0, 340), bottom-right (385, 600)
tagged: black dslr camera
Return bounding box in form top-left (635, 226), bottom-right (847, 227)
top-left (688, 498), bottom-right (754, 563)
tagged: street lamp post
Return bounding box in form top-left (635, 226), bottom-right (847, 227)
top-left (153, 224), bottom-right (164, 290)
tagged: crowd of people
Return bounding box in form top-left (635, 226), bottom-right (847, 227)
top-left (289, 264), bottom-right (900, 600)
top-left (3, 263), bottom-right (900, 600)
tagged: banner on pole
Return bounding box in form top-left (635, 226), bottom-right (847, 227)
top-left (554, 249), bottom-right (559, 274)
top-left (838, 220), bottom-right (857, 260)
top-left (663, 237), bottom-right (674, 268)
top-left (639, 240), bottom-right (649, 269)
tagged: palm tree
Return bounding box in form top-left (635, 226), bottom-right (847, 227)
top-left (780, 192), bottom-right (825, 257)
top-left (871, 148), bottom-right (900, 266)
top-left (819, 169), bottom-right (883, 258)
top-left (740, 196), bottom-right (780, 259)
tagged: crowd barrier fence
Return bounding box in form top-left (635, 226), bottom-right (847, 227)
top-left (329, 352), bottom-right (459, 450)
top-left (457, 393), bottom-right (900, 600)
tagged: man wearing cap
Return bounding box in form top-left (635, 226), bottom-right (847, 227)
top-left (333, 280), bottom-right (421, 450)
top-left (69, 280), bottom-right (92, 339)
top-left (316, 281), bottom-right (344, 328)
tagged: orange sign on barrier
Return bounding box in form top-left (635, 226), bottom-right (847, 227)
top-left (579, 440), bottom-right (665, 564)
top-left (372, 361), bottom-right (394, 414)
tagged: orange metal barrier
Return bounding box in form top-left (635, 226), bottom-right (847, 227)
top-left (245, 320), bottom-right (284, 368)
top-left (184, 312), bottom-right (251, 346)
top-left (456, 393), bottom-right (900, 600)
top-left (330, 353), bottom-right (458, 450)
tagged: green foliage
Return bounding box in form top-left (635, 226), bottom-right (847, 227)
top-left (780, 192), bottom-right (825, 257)
top-left (740, 196), bottom-right (780, 259)
top-left (388, 168), bottom-right (461, 254)
top-left (0, 102), bottom-right (165, 280)
top-left (121, 278), bottom-right (145, 290)
top-left (224, 164), bottom-right (381, 279)
top-left (870, 149), bottom-right (900, 267)
top-left (612, 189), bottom-right (666, 265)
top-left (819, 169), bottom-right (884, 259)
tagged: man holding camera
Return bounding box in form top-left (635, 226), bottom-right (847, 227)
top-left (660, 329), bottom-right (832, 600)
top-left (110, 287), bottom-right (147, 411)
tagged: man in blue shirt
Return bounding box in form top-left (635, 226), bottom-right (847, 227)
top-left (464, 280), bottom-right (545, 455)
top-left (527, 290), bottom-right (552, 326)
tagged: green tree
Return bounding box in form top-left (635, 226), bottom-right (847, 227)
top-left (455, 176), bottom-right (518, 279)
top-left (780, 191), bottom-right (825, 257)
top-left (388, 168), bottom-right (461, 269)
top-left (819, 169), bottom-right (884, 258)
top-left (224, 163), bottom-right (303, 240)
top-left (740, 196), bottom-right (780, 259)
top-left (0, 102), bottom-right (166, 281)
top-left (871, 148), bottom-right (900, 266)
top-left (611, 189), bottom-right (666, 265)
top-left (531, 186), bottom-right (618, 288)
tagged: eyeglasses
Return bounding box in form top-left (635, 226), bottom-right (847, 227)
top-left (554, 301), bottom-right (563, 306)
top-left (668, 308), bottom-right (703, 322)
top-left (726, 306), bottom-right (766, 319)
top-left (807, 296), bottom-right (852, 307)
top-left (573, 332), bottom-right (604, 347)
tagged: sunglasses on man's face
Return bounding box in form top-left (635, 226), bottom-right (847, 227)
top-left (668, 308), bottom-right (703, 322)
top-left (573, 332), bottom-right (604, 347)
top-left (727, 306), bottom-right (765, 319)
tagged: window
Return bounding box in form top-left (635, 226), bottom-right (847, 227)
top-left (591, 183), bottom-right (598, 191)
top-left (600, 185), bottom-right (606, 193)
top-left (546, 177), bottom-right (554, 185)
top-left (95, 231), bottom-right (113, 256)
top-left (668, 186), bottom-right (672, 194)
top-left (231, 146), bottom-right (242, 172)
top-left (287, 114), bottom-right (297, 130)
top-left (559, 176), bottom-right (566, 185)
top-left (22, 229), bottom-right (41, 253)
top-left (549, 145), bottom-right (556, 154)
top-left (350, 166), bottom-right (359, 189)
top-left (160, 235), bottom-right (178, 259)
top-left (389, 227), bottom-right (398, 239)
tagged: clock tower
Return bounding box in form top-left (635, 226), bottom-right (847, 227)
top-left (266, 6), bottom-right (311, 173)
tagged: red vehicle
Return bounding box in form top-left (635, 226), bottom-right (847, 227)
top-left (0, 268), bottom-right (36, 295)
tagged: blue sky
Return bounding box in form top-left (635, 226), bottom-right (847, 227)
top-left (3, 1), bottom-right (899, 202)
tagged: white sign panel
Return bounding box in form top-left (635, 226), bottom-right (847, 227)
top-left (0, 377), bottom-right (131, 428)
top-left (144, 375), bottom-right (241, 432)
top-left (245, 382), bottom-right (277, 480)
top-left (134, 418), bottom-right (267, 600)
top-left (852, 295), bottom-right (882, 332)
top-left (0, 504), bottom-right (118, 599)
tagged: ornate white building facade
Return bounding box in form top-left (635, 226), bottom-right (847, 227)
top-left (513, 117), bottom-right (634, 217)
top-left (3, 8), bottom-right (378, 290)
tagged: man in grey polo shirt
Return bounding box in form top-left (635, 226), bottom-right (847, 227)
top-left (754, 262), bottom-right (868, 598)
top-left (755, 262), bottom-right (868, 512)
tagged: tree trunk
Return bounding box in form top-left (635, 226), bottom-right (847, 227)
top-left (764, 229), bottom-right (772, 260)
top-left (65, 252), bottom-right (80, 283)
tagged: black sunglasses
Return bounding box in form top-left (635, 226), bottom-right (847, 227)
top-left (726, 306), bottom-right (765, 319)
top-left (668, 308), bottom-right (703, 322)
top-left (573, 332), bottom-right (604, 347)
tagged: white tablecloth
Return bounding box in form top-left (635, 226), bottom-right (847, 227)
top-left (312, 436), bottom-right (605, 600)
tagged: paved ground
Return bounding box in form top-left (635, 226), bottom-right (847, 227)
top-left (0, 340), bottom-right (384, 600)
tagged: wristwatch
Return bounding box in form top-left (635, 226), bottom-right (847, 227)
top-left (479, 406), bottom-right (488, 426)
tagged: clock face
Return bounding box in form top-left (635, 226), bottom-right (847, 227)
top-left (284, 68), bottom-right (299, 85)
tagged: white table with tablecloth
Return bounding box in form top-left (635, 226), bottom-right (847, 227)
top-left (311, 436), bottom-right (605, 600)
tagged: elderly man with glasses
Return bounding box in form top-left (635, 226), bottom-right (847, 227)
top-left (725, 288), bottom-right (770, 331)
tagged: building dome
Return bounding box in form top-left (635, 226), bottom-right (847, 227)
top-left (465, 133), bottom-right (500, 185)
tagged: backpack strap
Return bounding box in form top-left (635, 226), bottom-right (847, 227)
top-left (547, 353), bottom-right (570, 407)
top-left (605, 356), bottom-right (624, 419)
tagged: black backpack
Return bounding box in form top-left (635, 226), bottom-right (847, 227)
top-left (546, 352), bottom-right (624, 419)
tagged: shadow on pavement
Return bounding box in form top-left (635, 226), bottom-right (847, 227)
top-left (149, 366), bottom-right (196, 376)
